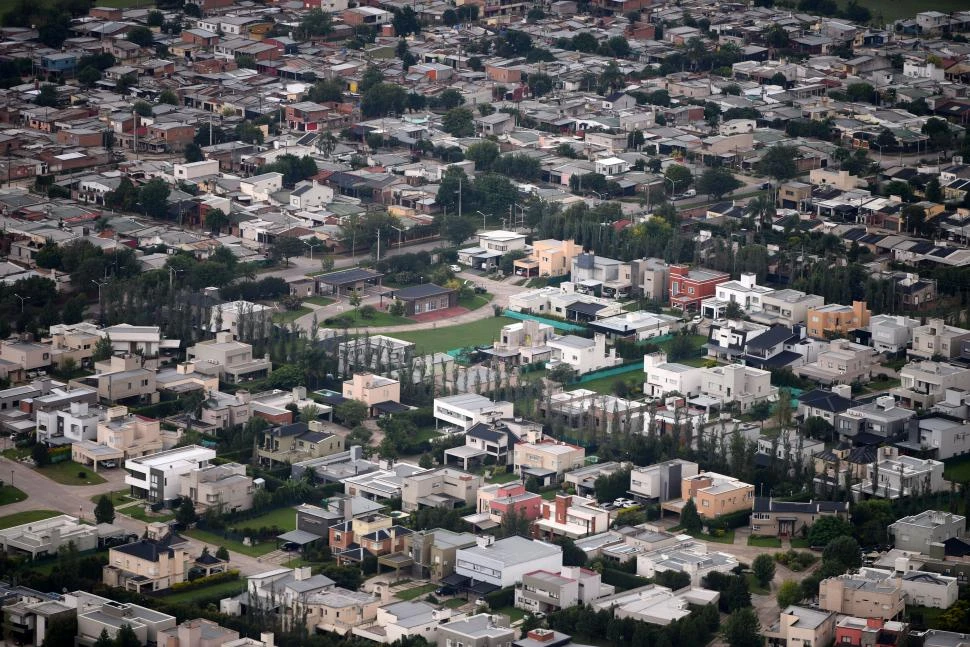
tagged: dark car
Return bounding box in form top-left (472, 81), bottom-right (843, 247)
top-left (435, 586), bottom-right (457, 596)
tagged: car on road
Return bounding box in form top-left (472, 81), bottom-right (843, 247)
top-left (449, 264), bottom-right (462, 272)
top-left (760, 182), bottom-right (772, 190)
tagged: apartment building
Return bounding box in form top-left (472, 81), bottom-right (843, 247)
top-left (545, 334), bottom-right (620, 375)
top-left (513, 239), bottom-right (583, 278)
top-left (125, 445), bottom-right (216, 503)
top-left (513, 438), bottom-right (585, 482)
top-left (103, 525), bottom-right (191, 593)
top-left (818, 570), bottom-right (905, 619)
top-left (629, 460), bottom-right (699, 503)
top-left (795, 339), bottom-right (875, 385)
top-left (514, 566), bottom-right (612, 614)
top-left (851, 447), bottom-right (947, 500)
top-left (893, 360), bottom-right (970, 409)
top-left (750, 289), bottom-right (824, 327)
top-left (667, 265), bottom-right (730, 312)
top-left (400, 468), bottom-right (482, 513)
top-left (342, 373), bottom-right (401, 414)
top-left (179, 462), bottom-right (255, 513)
top-left (806, 301), bottom-right (871, 339)
top-left (455, 536), bottom-right (563, 588)
top-left (73, 405), bottom-right (163, 470)
top-left (764, 606), bottom-right (837, 647)
top-left (666, 472), bottom-right (754, 520)
top-left (433, 394), bottom-right (514, 431)
top-left (534, 494), bottom-right (609, 539)
top-left (910, 319), bottom-right (970, 360)
top-left (889, 511), bottom-right (966, 554)
top-left (186, 333), bottom-right (272, 383)
top-left (749, 497), bottom-right (849, 538)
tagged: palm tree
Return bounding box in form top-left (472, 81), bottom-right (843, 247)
top-left (745, 193), bottom-right (775, 231)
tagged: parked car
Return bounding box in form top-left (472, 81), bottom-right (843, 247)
top-left (435, 586), bottom-right (457, 596)
top-left (101, 460), bottom-right (118, 468)
top-left (449, 264), bottom-right (462, 272)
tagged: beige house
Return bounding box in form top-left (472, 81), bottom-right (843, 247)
top-left (0, 340), bottom-right (51, 372)
top-left (187, 332), bottom-right (272, 384)
top-left (795, 340), bottom-right (875, 385)
top-left (72, 405), bottom-right (163, 469)
top-left (103, 524), bottom-right (190, 593)
top-left (180, 462), bottom-right (255, 513)
top-left (513, 239), bottom-right (583, 278)
top-left (513, 436), bottom-right (586, 483)
top-left (401, 468), bottom-right (483, 513)
top-left (342, 373), bottom-right (401, 413)
top-left (664, 472), bottom-right (755, 520)
top-left (72, 355), bottom-right (157, 404)
top-left (48, 323), bottom-right (101, 368)
top-left (818, 571), bottom-right (905, 619)
top-left (909, 319), bottom-right (970, 360)
top-left (764, 606), bottom-right (837, 647)
top-left (305, 588), bottom-right (380, 635)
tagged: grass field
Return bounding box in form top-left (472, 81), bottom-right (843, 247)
top-left (693, 529), bottom-right (735, 544)
top-left (36, 461), bottom-right (106, 486)
top-left (187, 507), bottom-right (298, 557)
top-left (396, 583), bottom-right (437, 600)
top-left (390, 317), bottom-right (513, 353)
top-left (748, 536), bottom-right (783, 548)
top-left (945, 456), bottom-right (970, 483)
top-left (486, 470), bottom-right (520, 484)
top-left (90, 489), bottom-right (133, 507)
top-left (125, 506), bottom-right (176, 523)
top-left (493, 606), bottom-right (526, 622)
top-left (0, 509), bottom-right (60, 530)
top-left (273, 306), bottom-right (312, 323)
top-left (458, 293), bottom-right (493, 311)
top-left (790, 538), bottom-right (812, 549)
top-left (745, 573), bottom-right (770, 595)
top-left (163, 579), bottom-right (247, 604)
top-left (303, 296), bottom-right (334, 307)
top-left (0, 485), bottom-right (27, 506)
top-left (321, 309), bottom-right (414, 328)
top-left (576, 373), bottom-right (642, 396)
top-left (443, 598), bottom-right (466, 609)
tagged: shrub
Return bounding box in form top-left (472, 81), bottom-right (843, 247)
top-left (169, 569), bottom-right (240, 592)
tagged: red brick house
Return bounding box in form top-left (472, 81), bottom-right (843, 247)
top-left (488, 483), bottom-right (542, 521)
top-left (667, 264), bottom-right (730, 311)
top-left (284, 101), bottom-right (330, 132)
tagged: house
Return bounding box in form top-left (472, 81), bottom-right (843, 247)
top-left (636, 541), bottom-right (739, 585)
top-left (0, 340), bottom-right (51, 372)
top-left (867, 315), bottom-right (920, 353)
top-left (454, 535), bottom-right (563, 588)
top-left (546, 334), bottom-right (620, 375)
top-left (200, 391), bottom-right (252, 430)
top-left (103, 524), bottom-right (191, 593)
top-left (513, 239), bottom-right (583, 278)
top-left (513, 436), bottom-right (585, 484)
top-left (629, 257), bottom-right (671, 302)
top-left (240, 173), bottom-right (283, 202)
top-left (702, 273), bottom-right (775, 317)
top-left (125, 445), bottom-right (216, 503)
top-left (749, 497), bottom-right (849, 538)
top-left (534, 494), bottom-right (610, 539)
top-left (306, 588), bottom-right (380, 635)
top-left (459, 231), bottom-right (527, 271)
top-left (209, 301), bottom-right (274, 340)
top-left (667, 265), bottom-right (730, 312)
top-left (387, 284), bottom-right (457, 316)
top-left (819, 569), bottom-right (906, 619)
top-left (72, 355), bottom-right (157, 405)
top-left (471, 482), bottom-right (543, 528)
top-left (433, 394), bottom-right (514, 432)
top-left (0, 514), bottom-right (104, 558)
top-left (343, 463), bottom-right (427, 501)
top-left (186, 333), bottom-right (272, 384)
top-left (179, 462), bottom-right (255, 513)
top-left (342, 373), bottom-right (401, 416)
top-left (764, 606), bottom-right (837, 647)
top-left (589, 311), bottom-right (679, 342)
top-left (752, 289), bottom-right (825, 328)
top-left (806, 302), bottom-right (871, 339)
top-left (223, 567), bottom-right (336, 616)
top-left (338, 335), bottom-right (414, 375)
top-left (257, 422), bottom-right (345, 467)
top-left (563, 461), bottom-right (627, 498)
top-left (756, 429), bottom-right (824, 466)
top-left (436, 614), bottom-right (515, 647)
top-left (329, 513), bottom-right (412, 564)
top-left (795, 339), bottom-right (875, 386)
top-left (900, 414), bottom-right (970, 460)
top-left (36, 400), bottom-right (102, 447)
top-left (664, 472), bottom-right (754, 520)
top-left (797, 387), bottom-right (856, 427)
top-left (405, 528), bottom-right (478, 582)
top-left (629, 460), bottom-right (699, 503)
top-left (71, 591), bottom-right (176, 646)
top-left (443, 420), bottom-right (524, 469)
top-left (834, 395), bottom-right (915, 443)
top-left (910, 319), bottom-right (970, 360)
top-left (643, 352), bottom-right (703, 398)
top-left (893, 360), bottom-right (970, 409)
top-left (571, 253), bottom-right (631, 298)
top-left (289, 181), bottom-right (334, 209)
top-left (352, 600), bottom-right (454, 645)
top-left (72, 405), bottom-right (163, 471)
top-left (485, 320), bottom-right (556, 367)
top-left (401, 468), bottom-right (482, 513)
top-left (590, 584), bottom-right (720, 625)
top-left (708, 319), bottom-right (770, 362)
top-left (698, 363), bottom-right (777, 412)
top-left (834, 617), bottom-right (908, 647)
top-left (889, 511), bottom-right (966, 553)
top-left (99, 324), bottom-right (180, 358)
top-left (514, 566), bottom-right (613, 614)
top-left (851, 447), bottom-right (947, 500)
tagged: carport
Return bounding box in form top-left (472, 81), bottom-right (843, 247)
top-left (276, 529), bottom-right (323, 554)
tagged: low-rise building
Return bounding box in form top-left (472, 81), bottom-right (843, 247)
top-left (898, 414), bottom-right (970, 460)
top-left (306, 587), bottom-right (380, 635)
top-left (257, 421), bottom-right (345, 467)
top-left (0, 514), bottom-right (104, 558)
top-left (353, 600), bottom-right (453, 645)
top-left (401, 468), bottom-right (482, 513)
top-left (664, 472), bottom-right (754, 520)
top-left (443, 421), bottom-right (521, 469)
top-left (179, 462), bottom-right (255, 513)
top-left (405, 528), bottom-right (478, 582)
top-left (910, 319), bottom-right (970, 360)
top-left (342, 373), bottom-right (401, 415)
top-left (455, 535), bottom-right (563, 588)
top-left (514, 566), bottom-right (613, 614)
top-left (187, 333), bottom-right (272, 384)
top-left (818, 569), bottom-right (905, 619)
top-left (749, 497), bottom-right (849, 538)
top-left (835, 396), bottom-right (915, 443)
top-left (70, 591), bottom-right (176, 647)
top-left (893, 360), bottom-right (970, 409)
top-left (834, 617), bottom-right (907, 647)
top-left (590, 584), bottom-right (719, 625)
top-left (629, 460), bottom-right (699, 503)
top-left (636, 542), bottom-right (739, 585)
top-left (851, 447), bottom-right (947, 500)
top-left (126, 445), bottom-right (216, 504)
top-left (343, 462), bottom-right (427, 501)
top-left (513, 437), bottom-right (585, 484)
top-left (534, 494), bottom-right (610, 539)
top-left (751, 289), bottom-right (824, 327)
top-left (546, 334), bottom-right (620, 375)
top-left (795, 339), bottom-right (875, 385)
top-left (888, 511), bottom-right (966, 554)
top-left (436, 613), bottom-right (515, 647)
top-left (36, 400), bottom-right (102, 447)
top-left (103, 524), bottom-right (191, 593)
top-left (513, 239), bottom-right (583, 278)
top-left (433, 394), bottom-right (514, 432)
top-left (73, 405), bottom-right (164, 471)
top-left (472, 482), bottom-right (543, 527)
top-left (806, 301), bottom-right (871, 339)
top-left (764, 606), bottom-right (837, 647)
top-left (867, 315), bottom-right (920, 353)
top-left (667, 265), bottom-right (730, 312)
top-left (388, 284), bottom-right (458, 317)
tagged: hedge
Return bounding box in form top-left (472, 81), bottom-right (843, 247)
top-left (484, 587), bottom-right (515, 609)
top-left (170, 569), bottom-right (239, 593)
top-left (601, 568), bottom-right (651, 591)
top-left (706, 509), bottom-right (750, 531)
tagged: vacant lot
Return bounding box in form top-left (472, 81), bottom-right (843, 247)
top-left (36, 461), bottom-right (106, 486)
top-left (391, 317), bottom-right (513, 354)
top-left (186, 507), bottom-right (297, 557)
top-left (0, 510), bottom-right (60, 530)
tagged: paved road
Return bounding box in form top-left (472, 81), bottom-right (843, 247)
top-left (0, 456), bottom-right (273, 576)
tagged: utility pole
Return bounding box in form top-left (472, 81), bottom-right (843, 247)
top-left (376, 228), bottom-right (381, 262)
top-left (303, 238), bottom-right (316, 260)
top-left (391, 225), bottom-right (404, 249)
top-left (168, 267), bottom-right (183, 291)
top-left (458, 175), bottom-right (462, 219)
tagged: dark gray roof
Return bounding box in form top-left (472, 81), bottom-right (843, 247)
top-left (390, 283), bottom-right (454, 300)
top-left (752, 496), bottom-right (848, 515)
top-left (746, 325), bottom-right (799, 351)
top-left (798, 388), bottom-right (855, 413)
top-left (316, 267), bottom-right (383, 285)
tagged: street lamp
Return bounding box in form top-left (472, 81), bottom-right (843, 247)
top-left (91, 279), bottom-right (109, 323)
top-left (12, 293), bottom-right (28, 313)
top-left (476, 210), bottom-right (489, 231)
top-left (664, 176), bottom-right (679, 197)
top-left (390, 225), bottom-right (404, 249)
top-left (302, 238), bottom-right (316, 260)
top-left (871, 142), bottom-right (884, 163)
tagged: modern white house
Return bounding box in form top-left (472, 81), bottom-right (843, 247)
top-left (454, 535), bottom-right (563, 588)
top-left (545, 334), bottom-right (621, 375)
top-left (868, 315), bottom-right (920, 354)
top-left (239, 172), bottom-right (284, 202)
top-left (701, 273), bottom-right (775, 318)
top-left (851, 447), bottom-right (947, 500)
top-left (636, 541), bottom-right (739, 585)
top-left (643, 352), bottom-right (703, 398)
top-left (125, 445), bottom-right (216, 503)
top-left (698, 363), bottom-right (777, 412)
top-left (36, 401), bottom-right (103, 446)
top-left (432, 394), bottom-right (514, 431)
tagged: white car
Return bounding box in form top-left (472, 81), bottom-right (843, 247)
top-left (449, 264), bottom-right (462, 272)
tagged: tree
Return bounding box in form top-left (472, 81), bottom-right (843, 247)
top-left (419, 453), bottom-right (434, 469)
top-left (442, 217), bottom-right (476, 246)
top-left (807, 515), bottom-right (853, 546)
top-left (175, 497), bottom-right (197, 527)
top-left (308, 79), bottom-right (344, 103)
top-left (95, 495), bottom-right (115, 524)
top-left (822, 535), bottom-right (862, 570)
top-left (926, 177), bottom-right (943, 203)
top-left (547, 363), bottom-right (577, 385)
top-left (722, 608), bottom-right (762, 647)
top-left (183, 142), bottom-right (204, 163)
top-left (205, 208), bottom-right (229, 234)
top-left (215, 546), bottom-right (230, 561)
top-left (115, 624), bottom-right (141, 647)
top-left (359, 65), bottom-right (384, 94)
top-left (146, 10), bottom-right (165, 26)
top-left (93, 629), bottom-right (113, 647)
top-left (466, 141), bottom-right (500, 171)
top-left (361, 83), bottom-right (407, 118)
top-left (77, 66), bottom-right (102, 87)
top-left (777, 580), bottom-right (802, 608)
top-left (335, 400), bottom-right (368, 428)
top-left (32, 442), bottom-right (51, 467)
top-left (527, 72), bottom-right (554, 97)
top-left (697, 167), bottom-right (743, 200)
top-left (664, 164), bottom-right (693, 194)
top-left (680, 497), bottom-right (703, 534)
top-left (298, 8), bottom-right (333, 39)
top-left (752, 553), bottom-right (776, 587)
top-left (126, 26), bottom-right (155, 47)
top-left (442, 107), bottom-right (475, 137)
top-left (139, 179), bottom-right (171, 219)
top-left (269, 237), bottom-right (305, 266)
top-left (757, 145), bottom-right (799, 182)
top-left (923, 117), bottom-right (953, 150)
top-left (157, 89), bottom-right (179, 105)
top-left (92, 334), bottom-right (113, 362)
top-left (35, 84), bottom-right (60, 107)
top-left (572, 31), bottom-right (599, 53)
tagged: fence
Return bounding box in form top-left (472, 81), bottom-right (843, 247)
top-left (576, 362), bottom-right (645, 385)
top-left (501, 309), bottom-right (586, 333)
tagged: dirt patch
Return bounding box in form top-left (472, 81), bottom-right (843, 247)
top-left (410, 306), bottom-right (470, 323)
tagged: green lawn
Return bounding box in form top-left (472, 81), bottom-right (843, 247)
top-left (458, 293), bottom-right (493, 311)
top-left (0, 485), bottom-right (27, 506)
top-left (486, 470), bottom-right (520, 484)
top-left (690, 530), bottom-right (735, 544)
top-left (945, 456), bottom-right (970, 483)
top-left (790, 538), bottom-right (812, 549)
top-left (303, 296), bottom-right (335, 307)
top-left (321, 309), bottom-right (414, 328)
top-left (540, 490), bottom-right (560, 500)
top-left (396, 583), bottom-right (437, 600)
top-left (163, 579), bottom-right (247, 604)
top-left (865, 378), bottom-right (900, 392)
top-left (493, 606), bottom-right (526, 622)
top-left (0, 510), bottom-right (60, 530)
top-left (745, 573), bottom-right (770, 595)
top-left (36, 461), bottom-right (106, 486)
top-left (444, 598), bottom-right (466, 609)
top-left (124, 506), bottom-right (176, 523)
top-left (233, 507), bottom-right (297, 530)
top-left (273, 306), bottom-right (312, 323)
top-left (578, 373), bottom-right (642, 396)
top-left (748, 536), bottom-right (782, 548)
top-left (90, 489), bottom-right (134, 507)
top-left (2, 447), bottom-right (29, 461)
top-left (186, 507), bottom-right (298, 557)
top-left (389, 317), bottom-right (514, 354)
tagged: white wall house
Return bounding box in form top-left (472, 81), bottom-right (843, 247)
top-left (643, 352), bottom-right (703, 398)
top-left (289, 180), bottom-right (334, 209)
top-left (546, 334), bottom-right (621, 375)
top-left (433, 394), bottom-right (514, 431)
top-left (125, 445), bottom-right (215, 503)
top-left (455, 535), bottom-right (563, 588)
top-left (240, 172), bottom-right (284, 202)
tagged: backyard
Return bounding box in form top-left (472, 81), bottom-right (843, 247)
top-left (944, 456), bottom-right (970, 483)
top-left (458, 293), bottom-right (493, 311)
top-left (396, 583), bottom-right (437, 601)
top-left (163, 579), bottom-right (247, 604)
top-left (390, 317), bottom-right (514, 354)
top-left (0, 509), bottom-right (60, 530)
top-left (35, 461), bottom-right (106, 486)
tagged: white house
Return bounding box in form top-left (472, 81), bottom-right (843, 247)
top-left (702, 273), bottom-right (774, 318)
top-left (433, 394), bottom-right (514, 431)
top-left (173, 160), bottom-right (219, 182)
top-left (353, 601), bottom-right (452, 645)
top-left (851, 447), bottom-right (947, 500)
top-left (868, 315), bottom-right (919, 353)
top-left (594, 157), bottom-right (629, 176)
top-left (699, 364), bottom-right (777, 412)
top-left (643, 352), bottom-right (703, 398)
top-left (240, 172), bottom-right (284, 202)
top-left (289, 181), bottom-right (334, 210)
top-left (546, 333), bottom-right (621, 375)
top-left (36, 401), bottom-right (102, 446)
top-left (454, 535), bottom-right (563, 588)
top-left (125, 445), bottom-right (216, 503)
top-left (636, 541), bottom-right (739, 585)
